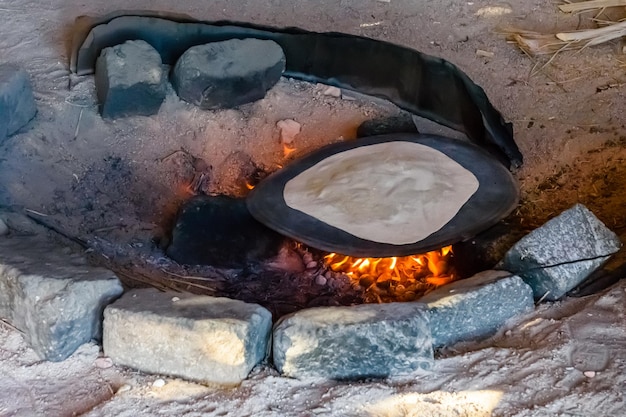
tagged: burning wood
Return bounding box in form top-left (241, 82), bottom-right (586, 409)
top-left (324, 246), bottom-right (457, 303)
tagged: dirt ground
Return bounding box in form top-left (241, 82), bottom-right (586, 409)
top-left (2, 0), bottom-right (626, 416)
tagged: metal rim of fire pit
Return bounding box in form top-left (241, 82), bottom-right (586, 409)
top-left (69, 11), bottom-right (523, 168)
top-left (247, 133), bottom-right (519, 258)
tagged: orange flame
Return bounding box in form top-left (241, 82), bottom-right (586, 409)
top-left (283, 143), bottom-right (296, 158)
top-left (324, 246), bottom-right (456, 302)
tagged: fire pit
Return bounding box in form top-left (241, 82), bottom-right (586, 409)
top-left (18, 9), bottom-right (604, 382)
top-left (5, 1), bottom-right (626, 415)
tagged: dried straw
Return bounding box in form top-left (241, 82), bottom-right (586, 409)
top-left (500, 27), bottom-right (580, 56)
top-left (504, 0), bottom-right (626, 57)
top-left (559, 0), bottom-right (626, 13)
top-left (556, 19), bottom-right (626, 44)
top-left (503, 19), bottom-right (626, 57)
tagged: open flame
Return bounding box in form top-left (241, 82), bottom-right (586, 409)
top-left (324, 246), bottom-right (456, 302)
top-left (283, 143), bottom-right (297, 158)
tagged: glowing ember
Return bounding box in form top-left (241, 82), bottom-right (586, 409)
top-left (283, 143), bottom-right (297, 158)
top-left (324, 246), bottom-right (456, 303)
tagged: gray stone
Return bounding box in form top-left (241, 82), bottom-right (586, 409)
top-left (273, 302), bottom-right (433, 380)
top-left (499, 204), bottom-right (621, 301)
top-left (420, 270), bottom-right (534, 347)
top-left (0, 236), bottom-right (124, 361)
top-left (171, 39), bottom-right (285, 109)
top-left (95, 40), bottom-right (166, 119)
top-left (0, 63), bottom-right (37, 141)
top-left (103, 289), bottom-right (272, 385)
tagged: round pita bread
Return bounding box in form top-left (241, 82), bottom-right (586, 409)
top-left (283, 141), bottom-right (479, 244)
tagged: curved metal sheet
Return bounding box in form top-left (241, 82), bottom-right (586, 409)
top-left (69, 11), bottom-right (523, 168)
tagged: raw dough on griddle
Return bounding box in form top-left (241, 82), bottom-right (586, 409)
top-left (283, 141), bottom-right (479, 244)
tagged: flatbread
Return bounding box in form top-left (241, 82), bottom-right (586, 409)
top-left (283, 141), bottom-right (479, 245)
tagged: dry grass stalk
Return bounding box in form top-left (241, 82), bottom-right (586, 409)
top-left (500, 27), bottom-right (581, 56)
top-left (111, 265), bottom-right (221, 295)
top-left (503, 20), bottom-right (626, 57)
top-left (559, 0), bottom-right (626, 13)
top-left (556, 19), bottom-right (626, 44)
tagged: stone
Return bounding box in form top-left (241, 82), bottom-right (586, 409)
top-left (499, 204), bottom-right (621, 301)
top-left (152, 379), bottom-right (166, 388)
top-left (116, 384), bottom-right (132, 394)
top-left (322, 85), bottom-right (341, 97)
top-left (0, 236), bottom-right (124, 361)
top-left (95, 40), bottom-right (166, 119)
top-left (356, 114), bottom-right (418, 138)
top-left (103, 289), bottom-right (272, 385)
top-left (277, 119), bottom-right (301, 144)
top-left (166, 195), bottom-right (285, 268)
top-left (419, 270), bottom-right (534, 348)
top-left (171, 39), bottom-right (285, 109)
top-left (94, 356), bottom-right (114, 369)
top-left (0, 63), bottom-right (37, 141)
top-left (272, 302), bottom-right (433, 380)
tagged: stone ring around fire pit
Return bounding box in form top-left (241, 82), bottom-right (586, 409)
top-left (247, 133), bottom-right (519, 258)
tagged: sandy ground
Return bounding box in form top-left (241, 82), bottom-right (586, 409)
top-left (2, 0), bottom-right (626, 415)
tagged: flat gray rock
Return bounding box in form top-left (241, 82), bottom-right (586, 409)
top-left (103, 289), bottom-right (272, 385)
top-left (171, 39), bottom-right (285, 109)
top-left (499, 204), bottom-right (621, 301)
top-left (273, 302), bottom-right (433, 380)
top-left (420, 270), bottom-right (534, 347)
top-left (0, 236), bottom-right (123, 361)
top-left (95, 40), bottom-right (166, 118)
top-left (0, 63), bottom-right (37, 141)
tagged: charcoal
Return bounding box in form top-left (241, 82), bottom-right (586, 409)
top-left (452, 221), bottom-right (528, 278)
top-left (272, 302), bottom-right (433, 380)
top-left (420, 270), bottom-right (534, 347)
top-left (166, 195), bottom-right (285, 268)
top-left (0, 63), bottom-right (37, 141)
top-left (103, 289), bottom-right (272, 385)
top-left (499, 204), bottom-right (621, 301)
top-left (171, 39), bottom-right (285, 109)
top-left (95, 40), bottom-right (166, 118)
top-left (356, 114), bottom-right (418, 138)
top-left (0, 236), bottom-right (123, 361)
